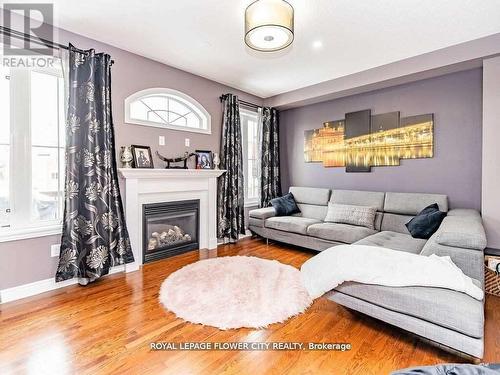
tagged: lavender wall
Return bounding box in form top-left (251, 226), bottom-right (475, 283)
top-left (0, 24), bottom-right (262, 290)
top-left (280, 69), bottom-right (483, 210)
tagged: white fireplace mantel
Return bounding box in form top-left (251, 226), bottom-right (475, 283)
top-left (118, 168), bottom-right (225, 272)
top-left (119, 168), bottom-right (225, 179)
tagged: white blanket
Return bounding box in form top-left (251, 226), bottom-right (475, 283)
top-left (301, 244), bottom-right (483, 300)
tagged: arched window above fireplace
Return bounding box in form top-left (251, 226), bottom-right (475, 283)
top-left (125, 88), bottom-right (211, 134)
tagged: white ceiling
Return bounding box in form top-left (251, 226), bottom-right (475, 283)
top-left (7, 0), bottom-right (500, 98)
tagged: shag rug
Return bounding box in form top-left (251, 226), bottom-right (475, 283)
top-left (159, 256), bottom-right (312, 329)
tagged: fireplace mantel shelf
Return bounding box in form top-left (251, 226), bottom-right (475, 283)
top-left (118, 168), bottom-right (226, 179)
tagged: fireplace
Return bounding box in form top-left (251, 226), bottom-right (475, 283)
top-left (142, 200), bottom-right (200, 263)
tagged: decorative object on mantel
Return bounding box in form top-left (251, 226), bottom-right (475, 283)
top-left (131, 145), bottom-right (154, 168)
top-left (159, 256), bottom-right (312, 329)
top-left (212, 152), bottom-right (220, 170)
top-left (120, 146), bottom-right (133, 168)
top-left (195, 150), bottom-right (213, 169)
top-left (304, 110), bottom-right (434, 172)
top-left (156, 151), bottom-right (195, 169)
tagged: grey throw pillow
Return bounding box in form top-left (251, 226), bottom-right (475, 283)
top-left (324, 203), bottom-right (376, 229)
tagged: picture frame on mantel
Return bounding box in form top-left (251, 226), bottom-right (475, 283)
top-left (131, 145), bottom-right (154, 168)
top-left (195, 150), bottom-right (213, 169)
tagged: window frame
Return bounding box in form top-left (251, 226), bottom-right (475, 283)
top-left (0, 64), bottom-right (65, 242)
top-left (240, 107), bottom-right (260, 208)
top-left (124, 87), bottom-right (212, 135)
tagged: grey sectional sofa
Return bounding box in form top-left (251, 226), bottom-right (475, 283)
top-left (248, 187), bottom-right (487, 358)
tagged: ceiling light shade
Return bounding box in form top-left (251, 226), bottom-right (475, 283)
top-left (245, 0), bottom-right (294, 52)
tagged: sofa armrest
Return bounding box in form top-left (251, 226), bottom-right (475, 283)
top-left (421, 236), bottom-right (485, 282)
top-left (433, 209), bottom-right (487, 251)
top-left (249, 207), bottom-right (276, 220)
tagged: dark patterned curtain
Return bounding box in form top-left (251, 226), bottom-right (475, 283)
top-left (217, 94), bottom-right (245, 242)
top-left (260, 107), bottom-right (281, 207)
top-left (56, 44), bottom-right (134, 284)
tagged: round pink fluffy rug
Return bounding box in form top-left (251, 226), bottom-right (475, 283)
top-left (159, 256), bottom-right (312, 329)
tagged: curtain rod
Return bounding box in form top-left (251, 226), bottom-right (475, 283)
top-left (0, 26), bottom-right (114, 65)
top-left (219, 94), bottom-right (261, 109)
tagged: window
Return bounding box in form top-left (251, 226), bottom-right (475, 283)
top-left (240, 108), bottom-right (260, 207)
top-left (125, 88), bottom-right (211, 134)
top-left (0, 61), bottom-right (65, 240)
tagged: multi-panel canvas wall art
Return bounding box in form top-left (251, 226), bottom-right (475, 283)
top-left (304, 110), bottom-right (434, 172)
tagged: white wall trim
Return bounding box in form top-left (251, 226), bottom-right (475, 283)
top-left (481, 56), bottom-right (500, 250)
top-left (124, 87), bottom-right (212, 134)
top-left (244, 200), bottom-right (259, 208)
top-left (0, 224), bottom-right (62, 243)
top-left (0, 265), bottom-right (125, 304)
top-left (217, 231), bottom-right (252, 245)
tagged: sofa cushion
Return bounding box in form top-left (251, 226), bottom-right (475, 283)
top-left (289, 186), bottom-right (330, 221)
top-left (265, 216), bottom-right (320, 235)
top-left (354, 231), bottom-right (427, 254)
top-left (248, 217), bottom-right (264, 228)
top-left (334, 280), bottom-right (484, 338)
top-left (324, 203), bottom-right (376, 229)
top-left (294, 204), bottom-right (329, 221)
top-left (374, 212), bottom-right (383, 231)
top-left (330, 189), bottom-right (385, 211)
top-left (381, 213), bottom-right (414, 234)
top-left (434, 213), bottom-right (487, 251)
top-left (270, 193), bottom-right (300, 216)
top-left (405, 203), bottom-right (447, 239)
top-left (249, 207), bottom-right (276, 220)
top-left (384, 192), bottom-right (448, 215)
top-left (421, 234), bottom-right (485, 281)
top-left (307, 223), bottom-right (377, 244)
top-left (447, 208), bottom-right (481, 219)
top-left (289, 186), bottom-right (330, 206)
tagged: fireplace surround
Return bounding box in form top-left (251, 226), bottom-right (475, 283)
top-left (118, 168), bottom-right (225, 272)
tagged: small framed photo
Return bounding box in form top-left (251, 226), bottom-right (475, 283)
top-left (195, 150), bottom-right (213, 169)
top-left (131, 145), bottom-right (154, 168)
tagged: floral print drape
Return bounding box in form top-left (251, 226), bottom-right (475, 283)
top-left (217, 94), bottom-right (245, 242)
top-left (260, 107), bottom-right (281, 207)
top-left (56, 44), bottom-right (134, 284)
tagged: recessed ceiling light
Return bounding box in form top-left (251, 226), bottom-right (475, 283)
top-left (312, 40), bottom-right (323, 49)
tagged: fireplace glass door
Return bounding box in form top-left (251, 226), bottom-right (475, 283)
top-left (143, 200), bottom-right (199, 263)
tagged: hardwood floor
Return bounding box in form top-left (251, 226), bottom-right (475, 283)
top-left (1, 237), bottom-right (499, 374)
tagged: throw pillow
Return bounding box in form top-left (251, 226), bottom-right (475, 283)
top-left (324, 203), bottom-right (376, 229)
top-left (270, 193), bottom-right (301, 216)
top-left (405, 203), bottom-right (447, 239)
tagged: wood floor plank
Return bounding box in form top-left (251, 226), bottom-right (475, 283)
top-left (1, 237), bottom-right (498, 375)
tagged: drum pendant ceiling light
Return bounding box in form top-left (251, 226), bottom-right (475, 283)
top-left (245, 0), bottom-right (294, 52)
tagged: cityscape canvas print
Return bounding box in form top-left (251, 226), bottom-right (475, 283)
top-left (304, 110), bottom-right (434, 172)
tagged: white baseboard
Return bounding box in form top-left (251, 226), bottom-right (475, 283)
top-left (0, 265), bottom-right (125, 304)
top-left (216, 231), bottom-right (252, 245)
top-left (1, 237), bottom-right (243, 304)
